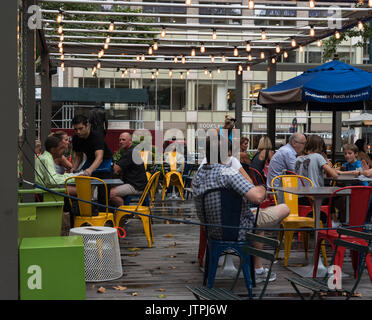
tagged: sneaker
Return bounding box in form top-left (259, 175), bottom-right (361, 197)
top-left (332, 221), bottom-right (342, 229)
top-left (255, 268), bottom-right (276, 284)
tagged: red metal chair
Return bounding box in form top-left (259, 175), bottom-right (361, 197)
top-left (313, 186), bottom-right (372, 279)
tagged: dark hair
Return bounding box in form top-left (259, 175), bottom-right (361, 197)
top-left (71, 114), bottom-right (89, 126)
top-left (355, 139), bottom-right (366, 153)
top-left (304, 135), bottom-right (325, 155)
top-left (240, 137), bottom-right (249, 145)
top-left (343, 143), bottom-right (359, 154)
top-left (44, 135), bottom-right (62, 152)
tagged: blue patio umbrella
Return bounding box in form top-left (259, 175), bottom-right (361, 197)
top-left (258, 60), bottom-right (372, 111)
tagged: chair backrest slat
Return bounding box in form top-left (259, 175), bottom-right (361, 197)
top-left (334, 238), bottom-right (370, 254)
top-left (242, 246), bottom-right (276, 262)
top-left (136, 171), bottom-right (161, 210)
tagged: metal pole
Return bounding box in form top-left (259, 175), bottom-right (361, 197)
top-left (40, 38), bottom-right (51, 147)
top-left (0, 0), bottom-right (19, 299)
top-left (267, 58), bottom-right (277, 149)
top-left (235, 70), bottom-right (243, 131)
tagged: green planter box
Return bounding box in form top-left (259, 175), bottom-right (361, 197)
top-left (19, 236), bottom-right (86, 300)
top-left (18, 188), bottom-right (65, 240)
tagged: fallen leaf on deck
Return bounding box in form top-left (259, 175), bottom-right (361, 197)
top-left (168, 242), bottom-right (177, 248)
top-left (132, 292), bottom-right (138, 296)
top-left (168, 266), bottom-right (177, 270)
top-left (165, 233), bottom-right (174, 238)
top-left (97, 287), bottom-right (106, 293)
top-left (113, 286), bottom-right (127, 291)
top-left (158, 294), bottom-right (166, 298)
top-left (353, 292), bottom-right (363, 297)
top-left (128, 247), bottom-right (142, 252)
top-left (128, 252), bottom-right (139, 257)
top-left (169, 255), bottom-right (176, 258)
top-left (158, 288), bottom-right (165, 292)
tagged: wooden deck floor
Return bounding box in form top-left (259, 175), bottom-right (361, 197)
top-left (85, 196), bottom-right (372, 301)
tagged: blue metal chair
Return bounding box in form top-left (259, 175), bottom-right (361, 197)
top-left (201, 188), bottom-right (255, 298)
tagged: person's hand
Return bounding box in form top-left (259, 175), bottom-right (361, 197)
top-left (83, 168), bottom-right (93, 176)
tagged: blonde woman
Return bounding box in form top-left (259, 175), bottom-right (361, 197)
top-left (250, 136), bottom-right (274, 179)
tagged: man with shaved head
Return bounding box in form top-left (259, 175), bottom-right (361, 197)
top-left (110, 132), bottom-right (148, 207)
top-left (267, 132), bottom-right (307, 188)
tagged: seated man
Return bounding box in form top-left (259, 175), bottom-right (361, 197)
top-left (35, 135), bottom-right (81, 235)
top-left (192, 136), bottom-right (289, 283)
top-left (110, 132), bottom-right (148, 207)
top-left (266, 132), bottom-right (306, 188)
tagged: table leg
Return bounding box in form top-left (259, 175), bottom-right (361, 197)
top-left (287, 197), bottom-right (328, 278)
top-left (216, 254), bottom-right (244, 279)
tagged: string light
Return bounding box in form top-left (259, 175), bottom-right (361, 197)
top-left (59, 34), bottom-right (64, 41)
top-left (217, 67), bottom-right (221, 74)
top-left (124, 68), bottom-right (128, 75)
top-left (316, 39), bottom-right (322, 47)
top-left (233, 46), bottom-right (239, 56)
top-left (261, 29), bottom-right (267, 40)
top-left (291, 38), bottom-right (297, 47)
top-left (56, 12), bottom-right (63, 23)
top-left (191, 48), bottom-right (196, 56)
top-left (221, 54), bottom-right (226, 63)
top-left (151, 72), bottom-right (155, 80)
top-left (104, 42), bottom-right (109, 50)
top-left (299, 45), bottom-right (304, 53)
top-left (248, 54), bottom-right (252, 61)
top-left (141, 54), bottom-right (145, 61)
top-left (369, 0), bottom-right (372, 7)
top-left (212, 29), bottom-right (217, 40)
top-left (133, 67), bottom-right (137, 74)
top-left (200, 42), bottom-right (206, 53)
top-left (161, 26), bottom-right (166, 38)
top-left (358, 21), bottom-right (364, 31)
top-left (174, 56), bottom-right (178, 63)
top-left (155, 69), bottom-right (159, 77)
top-left (204, 67), bottom-right (208, 75)
top-left (57, 24), bottom-right (63, 34)
top-left (237, 69), bottom-right (241, 75)
top-left (59, 46), bottom-right (63, 54)
top-left (148, 46), bottom-right (153, 55)
top-left (92, 66), bottom-right (97, 74)
top-left (98, 49), bottom-right (104, 58)
top-left (105, 35), bottom-right (111, 44)
top-left (248, 0), bottom-right (255, 10)
top-left (275, 44), bottom-right (281, 54)
top-left (186, 69), bottom-right (190, 76)
top-left (153, 40), bottom-right (158, 51)
top-left (310, 25), bottom-right (315, 37)
top-left (136, 55), bottom-right (140, 62)
top-left (246, 65), bottom-right (251, 71)
top-left (260, 51), bottom-right (265, 59)
top-left (271, 57), bottom-right (276, 64)
top-left (60, 62), bottom-right (65, 69)
top-left (238, 65), bottom-right (243, 72)
top-left (185, 0), bottom-right (192, 5)
top-left (309, 0), bottom-right (315, 8)
top-left (97, 61), bottom-right (101, 69)
top-left (180, 72), bottom-right (184, 79)
top-left (58, 42), bottom-right (63, 49)
top-left (335, 30), bottom-right (341, 39)
top-left (181, 55), bottom-right (186, 64)
top-left (60, 53), bottom-right (64, 60)
top-left (121, 71), bottom-right (125, 78)
top-left (209, 71), bottom-right (213, 79)
top-left (109, 21), bottom-right (114, 32)
top-left (283, 51), bottom-right (288, 58)
top-left (246, 41), bottom-right (251, 52)
top-left (169, 69), bottom-right (173, 77)
top-left (210, 55), bottom-right (215, 63)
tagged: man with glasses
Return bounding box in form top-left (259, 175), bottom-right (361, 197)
top-left (266, 133), bottom-right (307, 188)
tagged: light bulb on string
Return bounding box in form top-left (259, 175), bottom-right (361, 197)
top-left (217, 67), bottom-right (221, 74)
top-left (57, 12), bottom-right (63, 23)
top-left (248, 54), bottom-right (252, 61)
top-left (59, 33), bottom-right (64, 41)
top-left (291, 38), bottom-right (297, 47)
top-left (109, 21), bottom-right (115, 32)
top-left (106, 35), bottom-right (111, 44)
top-left (57, 24), bottom-right (63, 34)
top-left (238, 65), bottom-right (243, 72)
top-left (210, 55), bottom-right (215, 63)
top-left (358, 21), bottom-right (364, 31)
top-left (124, 68), bottom-right (128, 75)
top-left (155, 69), bottom-right (159, 76)
top-left (233, 46), bottom-right (238, 56)
top-left (58, 42), bottom-right (63, 49)
top-left (153, 40), bottom-right (158, 51)
top-left (98, 49), bottom-right (104, 58)
top-left (169, 69), bottom-right (173, 77)
top-left (136, 55), bottom-right (140, 62)
top-left (180, 72), bottom-right (184, 79)
top-left (283, 51), bottom-right (288, 58)
top-left (221, 54), bottom-right (226, 63)
top-left (316, 39), bottom-right (322, 47)
top-left (309, 0), bottom-right (315, 8)
top-left (181, 55), bottom-right (186, 64)
top-left (248, 0), bottom-right (255, 10)
top-left (246, 65), bottom-right (251, 71)
top-left (141, 54), bottom-right (145, 61)
top-left (151, 72), bottom-right (155, 80)
top-left (246, 41), bottom-right (251, 52)
top-left (369, 0), bottom-right (372, 7)
top-left (59, 47), bottom-right (63, 54)
top-left (310, 25), bottom-right (315, 37)
top-left (148, 46), bottom-right (153, 55)
top-left (161, 26), bottom-right (166, 38)
top-left (260, 51), bottom-right (265, 59)
top-left (186, 69), bottom-right (190, 76)
top-left (185, 0), bottom-right (192, 5)
top-left (104, 42), bottom-right (109, 50)
top-left (204, 68), bottom-right (208, 75)
top-left (200, 42), bottom-right (205, 53)
top-left (212, 29), bottom-right (217, 40)
top-left (174, 56), bottom-right (178, 63)
top-left (271, 57), bottom-right (276, 64)
top-left (275, 44), bottom-right (281, 54)
top-left (261, 29), bottom-right (266, 40)
top-left (97, 61), bottom-right (101, 69)
top-left (191, 48), bottom-right (196, 56)
top-left (121, 71), bottom-right (125, 78)
top-left (335, 30), bottom-right (341, 39)
top-left (61, 62), bottom-right (65, 70)
top-left (133, 67), bottom-right (137, 74)
top-left (299, 46), bottom-right (304, 53)
top-left (60, 53), bottom-right (64, 60)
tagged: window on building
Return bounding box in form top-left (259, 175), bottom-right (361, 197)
top-left (199, 2), bottom-right (242, 25)
top-left (79, 77), bottom-right (103, 88)
top-left (157, 79), bottom-right (171, 110)
top-left (305, 51), bottom-right (322, 63)
top-left (143, 0), bottom-right (186, 24)
top-left (280, 50), bottom-right (297, 63)
top-left (249, 83), bottom-right (266, 110)
top-left (363, 43), bottom-right (371, 64)
top-left (110, 78), bottom-right (130, 88)
top-left (254, 3), bottom-right (296, 26)
top-left (172, 79), bottom-right (186, 110)
top-left (197, 81), bottom-right (212, 111)
top-left (142, 79), bottom-right (156, 109)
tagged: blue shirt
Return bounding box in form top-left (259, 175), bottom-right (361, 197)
top-left (343, 160), bottom-right (368, 186)
top-left (219, 126), bottom-right (233, 141)
top-left (267, 143), bottom-right (297, 188)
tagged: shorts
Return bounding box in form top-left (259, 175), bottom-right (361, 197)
top-left (114, 183), bottom-right (142, 198)
top-left (255, 206), bottom-right (283, 229)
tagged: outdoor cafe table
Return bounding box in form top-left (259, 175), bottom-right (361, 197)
top-left (274, 186), bottom-right (351, 278)
top-left (66, 178), bottom-right (124, 186)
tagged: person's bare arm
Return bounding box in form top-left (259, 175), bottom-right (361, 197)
top-left (245, 185), bottom-right (266, 205)
top-left (322, 163), bottom-right (338, 178)
top-left (239, 167), bottom-right (253, 184)
top-left (72, 151), bottom-right (83, 172)
top-left (83, 150), bottom-right (104, 176)
top-left (113, 163), bottom-right (122, 175)
top-left (60, 155), bottom-right (72, 170)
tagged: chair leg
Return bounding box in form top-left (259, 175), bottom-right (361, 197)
top-left (139, 216), bottom-right (152, 248)
top-left (365, 253), bottom-right (372, 282)
top-left (177, 183), bottom-right (184, 201)
top-left (284, 231), bottom-right (295, 267)
top-left (198, 227), bottom-right (207, 267)
top-left (162, 181), bottom-right (167, 201)
top-left (276, 230), bottom-right (284, 260)
top-left (320, 240), bottom-right (328, 267)
top-left (206, 245), bottom-right (223, 289)
top-left (241, 255), bottom-right (253, 299)
top-left (301, 231), bottom-right (310, 260)
top-left (313, 237), bottom-right (323, 278)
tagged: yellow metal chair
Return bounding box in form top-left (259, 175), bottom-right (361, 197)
top-left (64, 176), bottom-right (115, 228)
top-left (140, 150), bottom-right (152, 181)
top-left (161, 151), bottom-right (185, 201)
top-left (115, 171), bottom-right (161, 248)
top-left (149, 170), bottom-right (160, 207)
top-left (271, 175), bottom-right (328, 267)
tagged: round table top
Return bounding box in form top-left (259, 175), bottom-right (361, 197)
top-left (70, 226), bottom-right (116, 235)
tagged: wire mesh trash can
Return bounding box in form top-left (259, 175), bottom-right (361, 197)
top-left (69, 227), bottom-right (123, 282)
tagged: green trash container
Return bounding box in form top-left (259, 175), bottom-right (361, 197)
top-left (19, 236), bottom-right (86, 300)
top-left (18, 188), bottom-right (65, 240)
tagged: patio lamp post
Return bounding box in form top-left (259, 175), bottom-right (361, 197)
top-left (267, 56), bottom-right (277, 148)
